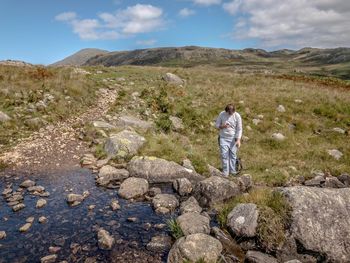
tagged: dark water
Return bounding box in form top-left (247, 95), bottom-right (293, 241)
top-left (0, 168), bottom-right (176, 263)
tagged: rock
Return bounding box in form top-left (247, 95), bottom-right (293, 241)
top-left (66, 193), bottom-right (88, 206)
top-left (97, 165), bottom-right (129, 186)
top-left (28, 185), bottom-right (45, 193)
top-left (169, 116), bottom-right (184, 131)
top-left (284, 260), bottom-right (302, 263)
top-left (114, 115), bottom-right (154, 130)
top-left (118, 177), bottom-right (149, 199)
top-left (97, 229), bottom-right (115, 250)
top-left (227, 203), bottom-right (259, 237)
top-left (26, 217), bottom-right (35, 223)
top-left (252, 119), bottom-right (262, 125)
top-left (304, 175), bottom-right (325, 187)
top-left (2, 187), bottom-right (12, 196)
top-left (19, 223), bottom-right (32, 232)
top-left (182, 159), bottom-right (195, 171)
top-left (193, 176), bottom-right (240, 207)
top-left (327, 149), bottom-right (343, 160)
top-left (271, 133), bottom-right (286, 141)
top-left (39, 216), bottom-right (47, 223)
top-left (49, 246), bottom-right (61, 254)
top-left (148, 187), bottom-right (162, 197)
top-left (146, 235), bottom-right (172, 253)
top-left (177, 212), bottom-right (210, 235)
top-left (173, 178), bottom-right (192, 196)
top-left (167, 233), bottom-right (222, 263)
top-left (0, 231), bottom-right (6, 239)
top-left (324, 176), bottom-right (345, 188)
top-left (155, 207), bottom-right (170, 214)
top-left (245, 251), bottom-right (278, 263)
top-left (36, 198), bottom-right (47, 208)
top-left (104, 130), bottom-right (146, 159)
top-left (277, 105), bottom-right (286, 113)
top-left (281, 186), bottom-right (350, 262)
top-left (338, 173), bottom-right (350, 186)
top-left (152, 194), bottom-right (179, 211)
top-left (236, 174), bottom-right (253, 192)
top-left (180, 196), bottom-right (202, 214)
top-left (110, 199), bottom-right (120, 211)
top-left (128, 156), bottom-right (204, 183)
top-left (294, 99), bottom-right (303, 104)
top-left (332, 127), bottom-right (345, 134)
top-left (163, 73), bottom-right (184, 86)
top-left (40, 254), bottom-right (57, 263)
top-left (207, 164), bottom-right (224, 177)
top-left (0, 111), bottom-right (11, 122)
top-left (12, 203), bottom-right (26, 212)
top-left (92, 120), bottom-right (116, 129)
top-left (20, 179), bottom-right (35, 188)
top-left (127, 217), bottom-right (137, 222)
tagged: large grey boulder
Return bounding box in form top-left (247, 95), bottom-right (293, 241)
top-left (169, 116), bottom-right (184, 131)
top-left (114, 115), bottom-right (154, 130)
top-left (281, 186), bottom-right (350, 262)
top-left (163, 73), bottom-right (184, 86)
top-left (96, 165), bottom-right (129, 186)
top-left (227, 203), bottom-right (259, 237)
top-left (146, 235), bottom-right (173, 253)
top-left (167, 233), bottom-right (222, 263)
top-left (118, 177), bottom-right (149, 199)
top-left (245, 251), bottom-right (278, 263)
top-left (193, 176), bottom-right (240, 207)
top-left (127, 156), bottom-right (204, 183)
top-left (104, 130), bottom-right (146, 159)
top-left (176, 212), bottom-right (210, 235)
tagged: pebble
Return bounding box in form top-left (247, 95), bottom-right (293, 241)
top-left (36, 199), bottom-right (47, 208)
top-left (19, 223), bottom-right (32, 232)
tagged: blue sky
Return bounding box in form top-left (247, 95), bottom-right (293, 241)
top-left (1, 0), bottom-right (349, 64)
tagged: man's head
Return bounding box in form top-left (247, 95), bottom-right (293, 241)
top-left (225, 104), bottom-right (236, 115)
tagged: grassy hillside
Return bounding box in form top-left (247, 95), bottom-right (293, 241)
top-left (87, 66), bottom-right (350, 186)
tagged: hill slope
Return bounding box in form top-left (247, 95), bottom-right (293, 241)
top-left (52, 48), bottom-right (109, 66)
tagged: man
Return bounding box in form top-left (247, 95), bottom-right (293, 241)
top-left (215, 103), bottom-right (243, 177)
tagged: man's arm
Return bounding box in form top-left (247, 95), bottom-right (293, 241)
top-left (235, 113), bottom-right (243, 147)
top-left (215, 113), bottom-right (223, 129)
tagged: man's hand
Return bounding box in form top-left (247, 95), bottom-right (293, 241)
top-left (220, 123), bottom-right (229, 129)
top-left (235, 138), bottom-right (241, 148)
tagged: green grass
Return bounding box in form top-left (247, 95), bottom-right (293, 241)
top-left (2, 64), bottom-right (350, 183)
top-left (167, 218), bottom-right (184, 239)
top-left (87, 65), bottom-right (350, 185)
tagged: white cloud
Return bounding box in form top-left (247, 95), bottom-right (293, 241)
top-left (179, 8), bottom-right (196, 17)
top-left (223, 0), bottom-right (350, 48)
top-left (55, 4), bottom-right (165, 40)
top-left (136, 39), bottom-right (157, 46)
top-left (193, 0), bottom-right (221, 6)
top-left (55, 12), bottom-right (77, 22)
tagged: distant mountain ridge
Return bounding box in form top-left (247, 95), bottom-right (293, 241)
top-left (51, 46), bottom-right (350, 79)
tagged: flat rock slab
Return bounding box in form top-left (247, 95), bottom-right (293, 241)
top-left (128, 156), bottom-right (204, 183)
top-left (104, 130), bottom-right (146, 159)
top-left (281, 186), bottom-right (350, 262)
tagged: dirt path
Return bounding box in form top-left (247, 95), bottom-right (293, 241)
top-left (0, 87), bottom-right (117, 175)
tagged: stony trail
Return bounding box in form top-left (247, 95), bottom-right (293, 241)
top-left (0, 87), bottom-right (117, 175)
